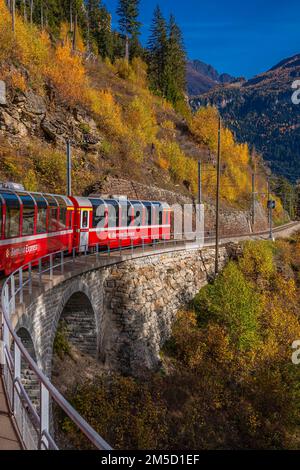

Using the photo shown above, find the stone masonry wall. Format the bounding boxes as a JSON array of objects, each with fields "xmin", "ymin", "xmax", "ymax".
[
  {"xmin": 13, "ymin": 246, "xmax": 228, "ymax": 378},
  {"xmin": 101, "ymin": 247, "xmax": 228, "ymax": 376}
]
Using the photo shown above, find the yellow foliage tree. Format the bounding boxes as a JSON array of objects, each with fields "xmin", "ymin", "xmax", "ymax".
[{"xmin": 46, "ymin": 43, "xmax": 88, "ymax": 105}]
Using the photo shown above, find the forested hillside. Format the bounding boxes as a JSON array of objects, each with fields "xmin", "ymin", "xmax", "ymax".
[{"xmin": 0, "ymin": 0, "xmax": 285, "ymax": 220}]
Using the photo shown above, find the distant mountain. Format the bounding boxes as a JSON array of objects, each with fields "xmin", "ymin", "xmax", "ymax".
[
  {"xmin": 190, "ymin": 54, "xmax": 300, "ymax": 182},
  {"xmin": 186, "ymin": 59, "xmax": 238, "ymax": 96}
]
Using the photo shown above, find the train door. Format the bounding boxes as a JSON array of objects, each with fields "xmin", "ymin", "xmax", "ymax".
[{"xmin": 79, "ymin": 209, "xmax": 90, "ymax": 251}]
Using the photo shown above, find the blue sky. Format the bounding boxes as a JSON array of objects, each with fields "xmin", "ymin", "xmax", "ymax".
[{"xmin": 106, "ymin": 0, "xmax": 300, "ymax": 78}]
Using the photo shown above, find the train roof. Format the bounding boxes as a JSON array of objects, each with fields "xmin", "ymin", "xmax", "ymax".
[
  {"xmin": 0, "ymin": 189, "xmax": 74, "ymax": 207},
  {"xmin": 87, "ymin": 196, "xmax": 169, "ymax": 208}
]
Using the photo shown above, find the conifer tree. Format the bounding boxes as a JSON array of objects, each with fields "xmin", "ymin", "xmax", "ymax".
[
  {"xmin": 147, "ymin": 5, "xmax": 168, "ymax": 95},
  {"xmin": 116, "ymin": 0, "xmax": 141, "ymax": 61},
  {"xmin": 147, "ymin": 8, "xmax": 186, "ymax": 106},
  {"xmin": 86, "ymin": 1, "xmax": 113, "ymax": 58},
  {"xmin": 98, "ymin": 4, "xmax": 113, "ymax": 58},
  {"xmin": 164, "ymin": 14, "xmax": 186, "ymax": 104}
]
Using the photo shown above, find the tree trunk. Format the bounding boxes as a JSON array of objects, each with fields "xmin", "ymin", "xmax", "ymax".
[
  {"xmin": 30, "ymin": 0, "xmax": 33, "ymax": 24},
  {"xmin": 72, "ymin": 13, "xmax": 77, "ymax": 51},
  {"xmin": 125, "ymin": 35, "xmax": 129, "ymax": 62},
  {"xmin": 11, "ymin": 0, "xmax": 15, "ymax": 33},
  {"xmin": 23, "ymin": 0, "xmax": 27, "ymax": 21},
  {"xmin": 70, "ymin": 1, "xmax": 73, "ymax": 32},
  {"xmin": 41, "ymin": 0, "xmax": 44, "ymax": 28}
]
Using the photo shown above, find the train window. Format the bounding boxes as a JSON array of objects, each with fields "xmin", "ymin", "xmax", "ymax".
[
  {"xmin": 2, "ymin": 192, "xmax": 20, "ymax": 239},
  {"xmin": 89, "ymin": 199, "xmax": 106, "ymax": 228},
  {"xmin": 106, "ymin": 201, "xmax": 119, "ymax": 228},
  {"xmin": 43, "ymin": 195, "xmax": 58, "ymax": 232},
  {"xmin": 37, "ymin": 208, "xmax": 47, "ymax": 233},
  {"xmin": 127, "ymin": 203, "xmax": 132, "ymax": 226},
  {"xmin": 143, "ymin": 203, "xmax": 152, "ymax": 225},
  {"xmin": 32, "ymin": 194, "xmax": 48, "ymax": 234},
  {"xmin": 159, "ymin": 211, "xmax": 163, "ymax": 226},
  {"xmin": 152, "ymin": 203, "xmax": 163, "ymax": 225},
  {"xmin": 59, "ymin": 208, "xmax": 67, "ymax": 229},
  {"xmin": 18, "ymin": 193, "xmax": 35, "ymax": 236},
  {"xmin": 56, "ymin": 196, "xmax": 68, "ymax": 230},
  {"xmin": 49, "ymin": 208, "xmax": 58, "ymax": 232},
  {"xmin": 81, "ymin": 211, "xmax": 89, "ymax": 228},
  {"xmin": 131, "ymin": 203, "xmax": 143, "ymax": 227}
]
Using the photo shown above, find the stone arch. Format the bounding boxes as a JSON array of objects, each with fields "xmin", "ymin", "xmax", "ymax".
[
  {"xmin": 16, "ymin": 327, "xmax": 37, "ymax": 363},
  {"xmin": 48, "ymin": 280, "xmax": 100, "ymax": 376},
  {"xmin": 58, "ymin": 292, "xmax": 97, "ymax": 356}
]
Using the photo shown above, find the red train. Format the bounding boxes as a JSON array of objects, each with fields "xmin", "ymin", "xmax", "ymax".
[{"xmin": 0, "ymin": 185, "xmax": 171, "ymax": 275}]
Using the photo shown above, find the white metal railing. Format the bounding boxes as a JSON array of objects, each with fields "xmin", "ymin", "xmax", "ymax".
[{"xmin": 0, "ymin": 235, "xmax": 204, "ymax": 450}]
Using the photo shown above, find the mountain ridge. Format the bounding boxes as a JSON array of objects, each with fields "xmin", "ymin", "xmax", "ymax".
[
  {"xmin": 186, "ymin": 59, "xmax": 237, "ymax": 96},
  {"xmin": 190, "ymin": 53, "xmax": 300, "ymax": 181}
]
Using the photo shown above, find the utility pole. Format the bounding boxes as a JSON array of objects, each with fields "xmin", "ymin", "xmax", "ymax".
[
  {"xmin": 269, "ymin": 202, "xmax": 274, "ymax": 241},
  {"xmin": 215, "ymin": 116, "xmax": 221, "ymax": 275},
  {"xmin": 66, "ymin": 140, "xmax": 72, "ymax": 197},
  {"xmin": 251, "ymin": 172, "xmax": 256, "ymax": 229},
  {"xmin": 198, "ymin": 160, "xmax": 202, "ymax": 207},
  {"xmin": 267, "ymin": 177, "xmax": 270, "ymax": 224}
]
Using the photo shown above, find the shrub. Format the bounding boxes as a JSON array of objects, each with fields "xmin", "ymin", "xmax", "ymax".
[
  {"xmin": 125, "ymin": 95, "xmax": 158, "ymax": 147},
  {"xmin": 194, "ymin": 262, "xmax": 261, "ymax": 351},
  {"xmin": 53, "ymin": 321, "xmax": 72, "ymax": 360},
  {"xmin": 88, "ymin": 88, "xmax": 125, "ymax": 137},
  {"xmin": 239, "ymin": 241, "xmax": 276, "ymax": 282},
  {"xmin": 46, "ymin": 43, "xmax": 88, "ymax": 105},
  {"xmin": 63, "ymin": 375, "xmax": 168, "ymax": 450}
]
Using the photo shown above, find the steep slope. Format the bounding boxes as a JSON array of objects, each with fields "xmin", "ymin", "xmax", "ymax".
[
  {"xmin": 0, "ymin": 0, "xmax": 286, "ymax": 227},
  {"xmin": 190, "ymin": 54, "xmax": 300, "ymax": 181}
]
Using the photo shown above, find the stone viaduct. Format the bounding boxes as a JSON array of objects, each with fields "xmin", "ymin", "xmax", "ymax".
[{"xmin": 12, "ymin": 245, "xmax": 228, "ymax": 380}]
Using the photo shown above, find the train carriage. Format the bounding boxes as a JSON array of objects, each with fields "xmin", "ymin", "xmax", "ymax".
[
  {"xmin": 70, "ymin": 196, "xmax": 171, "ymax": 252},
  {"xmin": 0, "ymin": 183, "xmax": 172, "ymax": 275},
  {"xmin": 0, "ymin": 189, "xmax": 74, "ymax": 275}
]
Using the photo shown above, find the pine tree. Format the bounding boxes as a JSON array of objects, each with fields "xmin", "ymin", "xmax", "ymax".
[
  {"xmin": 98, "ymin": 4, "xmax": 113, "ymax": 58},
  {"xmin": 86, "ymin": 1, "xmax": 113, "ymax": 58},
  {"xmin": 147, "ymin": 8, "xmax": 186, "ymax": 106},
  {"xmin": 116, "ymin": 0, "xmax": 141, "ymax": 61},
  {"xmin": 147, "ymin": 5, "xmax": 168, "ymax": 95},
  {"xmin": 164, "ymin": 15, "xmax": 186, "ymax": 104}
]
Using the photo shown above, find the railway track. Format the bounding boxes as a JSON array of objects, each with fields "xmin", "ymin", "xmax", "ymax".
[{"xmin": 204, "ymin": 220, "xmax": 300, "ymax": 247}]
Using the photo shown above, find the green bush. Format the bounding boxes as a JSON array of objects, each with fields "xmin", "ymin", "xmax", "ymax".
[
  {"xmin": 53, "ymin": 321, "xmax": 72, "ymax": 360},
  {"xmin": 193, "ymin": 262, "xmax": 261, "ymax": 351},
  {"xmin": 239, "ymin": 241, "xmax": 275, "ymax": 282}
]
